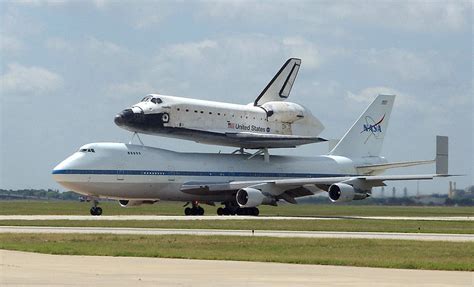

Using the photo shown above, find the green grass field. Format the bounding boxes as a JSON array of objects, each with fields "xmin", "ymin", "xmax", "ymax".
[
  {"xmin": 1, "ymin": 218, "xmax": 472, "ymax": 234},
  {"xmin": 0, "ymin": 233, "xmax": 472, "ymax": 271},
  {"xmin": 1, "ymin": 201, "xmax": 472, "ymax": 217}
]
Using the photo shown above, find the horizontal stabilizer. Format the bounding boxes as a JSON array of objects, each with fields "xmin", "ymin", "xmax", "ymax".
[
  {"xmin": 356, "ymin": 160, "xmax": 434, "ymax": 175},
  {"xmin": 254, "ymin": 58, "xmax": 301, "ymax": 106}
]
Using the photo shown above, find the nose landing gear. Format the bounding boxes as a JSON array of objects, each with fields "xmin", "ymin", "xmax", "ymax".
[{"xmin": 184, "ymin": 201, "xmax": 204, "ymax": 216}]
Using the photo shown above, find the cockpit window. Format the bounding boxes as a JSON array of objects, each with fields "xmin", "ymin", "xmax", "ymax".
[
  {"xmin": 151, "ymin": 98, "xmax": 162, "ymax": 104},
  {"xmin": 79, "ymin": 148, "xmax": 95, "ymax": 153}
]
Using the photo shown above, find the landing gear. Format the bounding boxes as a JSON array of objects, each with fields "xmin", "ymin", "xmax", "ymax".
[
  {"xmin": 184, "ymin": 201, "xmax": 204, "ymax": 216},
  {"xmin": 217, "ymin": 202, "xmax": 259, "ymax": 216},
  {"xmin": 90, "ymin": 206, "xmax": 102, "ymax": 216},
  {"xmin": 89, "ymin": 199, "xmax": 102, "ymax": 216}
]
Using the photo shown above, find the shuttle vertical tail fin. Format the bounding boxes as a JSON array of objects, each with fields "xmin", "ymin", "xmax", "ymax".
[
  {"xmin": 329, "ymin": 94, "xmax": 395, "ymax": 158},
  {"xmin": 254, "ymin": 58, "xmax": 301, "ymax": 106}
]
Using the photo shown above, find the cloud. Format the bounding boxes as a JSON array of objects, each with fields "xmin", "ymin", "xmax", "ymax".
[
  {"xmin": 346, "ymin": 86, "xmax": 412, "ymax": 107},
  {"xmin": 358, "ymin": 48, "xmax": 453, "ymax": 83},
  {"xmin": 282, "ymin": 37, "xmax": 321, "ymax": 70},
  {"xmin": 164, "ymin": 40, "xmax": 218, "ymax": 62},
  {"xmin": 0, "ymin": 34, "xmax": 24, "ymax": 54},
  {"xmin": 199, "ymin": 1, "xmax": 471, "ymax": 32},
  {"xmin": 1, "ymin": 63, "xmax": 63, "ymax": 95},
  {"xmin": 104, "ymin": 81, "xmax": 156, "ymax": 99},
  {"xmin": 44, "ymin": 37, "xmax": 75, "ymax": 53}
]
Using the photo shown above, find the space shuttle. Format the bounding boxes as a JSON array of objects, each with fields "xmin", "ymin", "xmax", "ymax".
[{"xmin": 114, "ymin": 58, "xmax": 326, "ymax": 149}]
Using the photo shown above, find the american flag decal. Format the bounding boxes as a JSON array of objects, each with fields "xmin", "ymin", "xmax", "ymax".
[{"xmin": 227, "ymin": 122, "xmax": 235, "ymax": 129}]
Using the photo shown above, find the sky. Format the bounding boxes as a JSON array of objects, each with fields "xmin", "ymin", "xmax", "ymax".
[{"xmin": 0, "ymin": 0, "xmax": 472, "ymax": 195}]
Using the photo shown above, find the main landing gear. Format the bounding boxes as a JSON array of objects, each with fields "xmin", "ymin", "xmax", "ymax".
[
  {"xmin": 184, "ymin": 201, "xmax": 204, "ymax": 216},
  {"xmin": 90, "ymin": 199, "xmax": 102, "ymax": 216},
  {"xmin": 216, "ymin": 202, "xmax": 259, "ymax": 216}
]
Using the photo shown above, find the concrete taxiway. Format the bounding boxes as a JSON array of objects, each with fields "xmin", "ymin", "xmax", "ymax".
[
  {"xmin": 1, "ymin": 250, "xmax": 471, "ymax": 287},
  {"xmin": 0, "ymin": 215, "xmax": 471, "ymax": 221},
  {"xmin": 0, "ymin": 226, "xmax": 472, "ymax": 242}
]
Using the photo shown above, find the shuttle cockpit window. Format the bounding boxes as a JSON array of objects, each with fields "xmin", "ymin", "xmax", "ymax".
[
  {"xmin": 79, "ymin": 148, "xmax": 95, "ymax": 153},
  {"xmin": 151, "ymin": 97, "xmax": 162, "ymax": 104}
]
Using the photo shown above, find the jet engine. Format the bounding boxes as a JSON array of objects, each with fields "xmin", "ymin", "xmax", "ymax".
[
  {"xmin": 328, "ymin": 183, "xmax": 369, "ymax": 203},
  {"xmin": 236, "ymin": 187, "xmax": 274, "ymax": 208},
  {"xmin": 118, "ymin": 200, "xmax": 158, "ymax": 207}
]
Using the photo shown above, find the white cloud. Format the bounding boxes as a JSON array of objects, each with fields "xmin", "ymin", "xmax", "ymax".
[
  {"xmin": 282, "ymin": 37, "xmax": 321, "ymax": 70},
  {"xmin": 199, "ymin": 1, "xmax": 471, "ymax": 32},
  {"xmin": 44, "ymin": 37, "xmax": 74, "ymax": 53},
  {"xmin": 0, "ymin": 63, "xmax": 63, "ymax": 95},
  {"xmin": 346, "ymin": 86, "xmax": 412, "ymax": 107},
  {"xmin": 359, "ymin": 48, "xmax": 453, "ymax": 82},
  {"xmin": 104, "ymin": 81, "xmax": 156, "ymax": 99},
  {"xmin": 0, "ymin": 34, "xmax": 24, "ymax": 54},
  {"xmin": 164, "ymin": 40, "xmax": 218, "ymax": 62}
]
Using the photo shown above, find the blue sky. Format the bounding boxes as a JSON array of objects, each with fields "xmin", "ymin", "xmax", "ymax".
[{"xmin": 0, "ymin": 0, "xmax": 472, "ymax": 195}]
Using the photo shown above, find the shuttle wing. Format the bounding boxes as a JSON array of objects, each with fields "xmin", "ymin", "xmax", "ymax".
[
  {"xmin": 225, "ymin": 132, "xmax": 326, "ymax": 149},
  {"xmin": 254, "ymin": 58, "xmax": 301, "ymax": 106}
]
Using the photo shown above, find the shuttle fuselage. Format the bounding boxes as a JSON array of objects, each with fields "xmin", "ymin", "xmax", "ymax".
[{"xmin": 114, "ymin": 95, "xmax": 325, "ymax": 148}]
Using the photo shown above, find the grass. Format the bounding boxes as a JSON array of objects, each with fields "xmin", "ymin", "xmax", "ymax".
[
  {"xmin": 0, "ymin": 200, "xmax": 473, "ymax": 217},
  {"xmin": 0, "ymin": 233, "xmax": 472, "ymax": 271},
  {"xmin": 1, "ymin": 219, "xmax": 473, "ymax": 234}
]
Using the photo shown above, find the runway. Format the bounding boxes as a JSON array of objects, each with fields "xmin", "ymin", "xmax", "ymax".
[
  {"xmin": 1, "ymin": 226, "xmax": 472, "ymax": 241},
  {"xmin": 1, "ymin": 250, "xmax": 471, "ymax": 287},
  {"xmin": 0, "ymin": 215, "xmax": 471, "ymax": 221}
]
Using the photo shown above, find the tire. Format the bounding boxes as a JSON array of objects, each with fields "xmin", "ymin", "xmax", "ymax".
[
  {"xmin": 96, "ymin": 207, "xmax": 103, "ymax": 216},
  {"xmin": 253, "ymin": 208, "xmax": 259, "ymax": 216},
  {"xmin": 184, "ymin": 207, "xmax": 192, "ymax": 216},
  {"xmin": 217, "ymin": 207, "xmax": 224, "ymax": 216},
  {"xmin": 90, "ymin": 207, "xmax": 97, "ymax": 216},
  {"xmin": 198, "ymin": 207, "xmax": 204, "ymax": 215}
]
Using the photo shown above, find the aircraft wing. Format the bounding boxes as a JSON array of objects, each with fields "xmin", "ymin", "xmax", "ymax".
[
  {"xmin": 225, "ymin": 132, "xmax": 327, "ymax": 149},
  {"xmin": 180, "ymin": 174, "xmax": 451, "ymax": 203}
]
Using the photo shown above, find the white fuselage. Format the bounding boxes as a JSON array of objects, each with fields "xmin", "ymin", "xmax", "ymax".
[
  {"xmin": 114, "ymin": 95, "xmax": 325, "ymax": 148},
  {"xmin": 52, "ymin": 143, "xmax": 386, "ymax": 202}
]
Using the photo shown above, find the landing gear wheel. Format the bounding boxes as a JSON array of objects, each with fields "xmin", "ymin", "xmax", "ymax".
[
  {"xmin": 90, "ymin": 206, "xmax": 102, "ymax": 216},
  {"xmin": 217, "ymin": 207, "xmax": 224, "ymax": 216},
  {"xmin": 197, "ymin": 206, "xmax": 204, "ymax": 215},
  {"xmin": 252, "ymin": 207, "xmax": 259, "ymax": 216},
  {"xmin": 184, "ymin": 207, "xmax": 192, "ymax": 216}
]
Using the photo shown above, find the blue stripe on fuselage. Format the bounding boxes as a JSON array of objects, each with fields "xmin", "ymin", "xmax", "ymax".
[{"xmin": 52, "ymin": 169, "xmax": 346, "ymax": 178}]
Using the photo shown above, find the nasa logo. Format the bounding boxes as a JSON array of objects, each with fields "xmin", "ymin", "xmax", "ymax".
[
  {"xmin": 362, "ymin": 114, "xmax": 385, "ymax": 134},
  {"xmin": 266, "ymin": 127, "xmax": 271, "ymax": 133},
  {"xmin": 361, "ymin": 114, "xmax": 385, "ymax": 144}
]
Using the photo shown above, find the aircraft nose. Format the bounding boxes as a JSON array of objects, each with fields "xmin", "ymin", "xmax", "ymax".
[{"xmin": 114, "ymin": 109, "xmax": 134, "ymax": 126}]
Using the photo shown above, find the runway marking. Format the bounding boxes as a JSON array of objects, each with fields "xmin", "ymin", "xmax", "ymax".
[
  {"xmin": 0, "ymin": 226, "xmax": 472, "ymax": 242},
  {"xmin": 2, "ymin": 250, "xmax": 471, "ymax": 287},
  {"xmin": 0, "ymin": 215, "xmax": 471, "ymax": 221}
]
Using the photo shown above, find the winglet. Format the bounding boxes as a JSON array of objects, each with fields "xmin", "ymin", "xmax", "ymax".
[
  {"xmin": 254, "ymin": 58, "xmax": 301, "ymax": 106},
  {"xmin": 435, "ymin": 136, "xmax": 448, "ymax": 174}
]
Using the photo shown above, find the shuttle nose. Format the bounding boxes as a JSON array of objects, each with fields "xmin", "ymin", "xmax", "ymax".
[{"xmin": 114, "ymin": 109, "xmax": 134, "ymax": 126}]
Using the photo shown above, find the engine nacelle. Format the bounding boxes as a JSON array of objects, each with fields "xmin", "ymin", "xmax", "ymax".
[
  {"xmin": 118, "ymin": 200, "xmax": 158, "ymax": 207},
  {"xmin": 236, "ymin": 187, "xmax": 273, "ymax": 208},
  {"xmin": 328, "ymin": 183, "xmax": 369, "ymax": 203}
]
